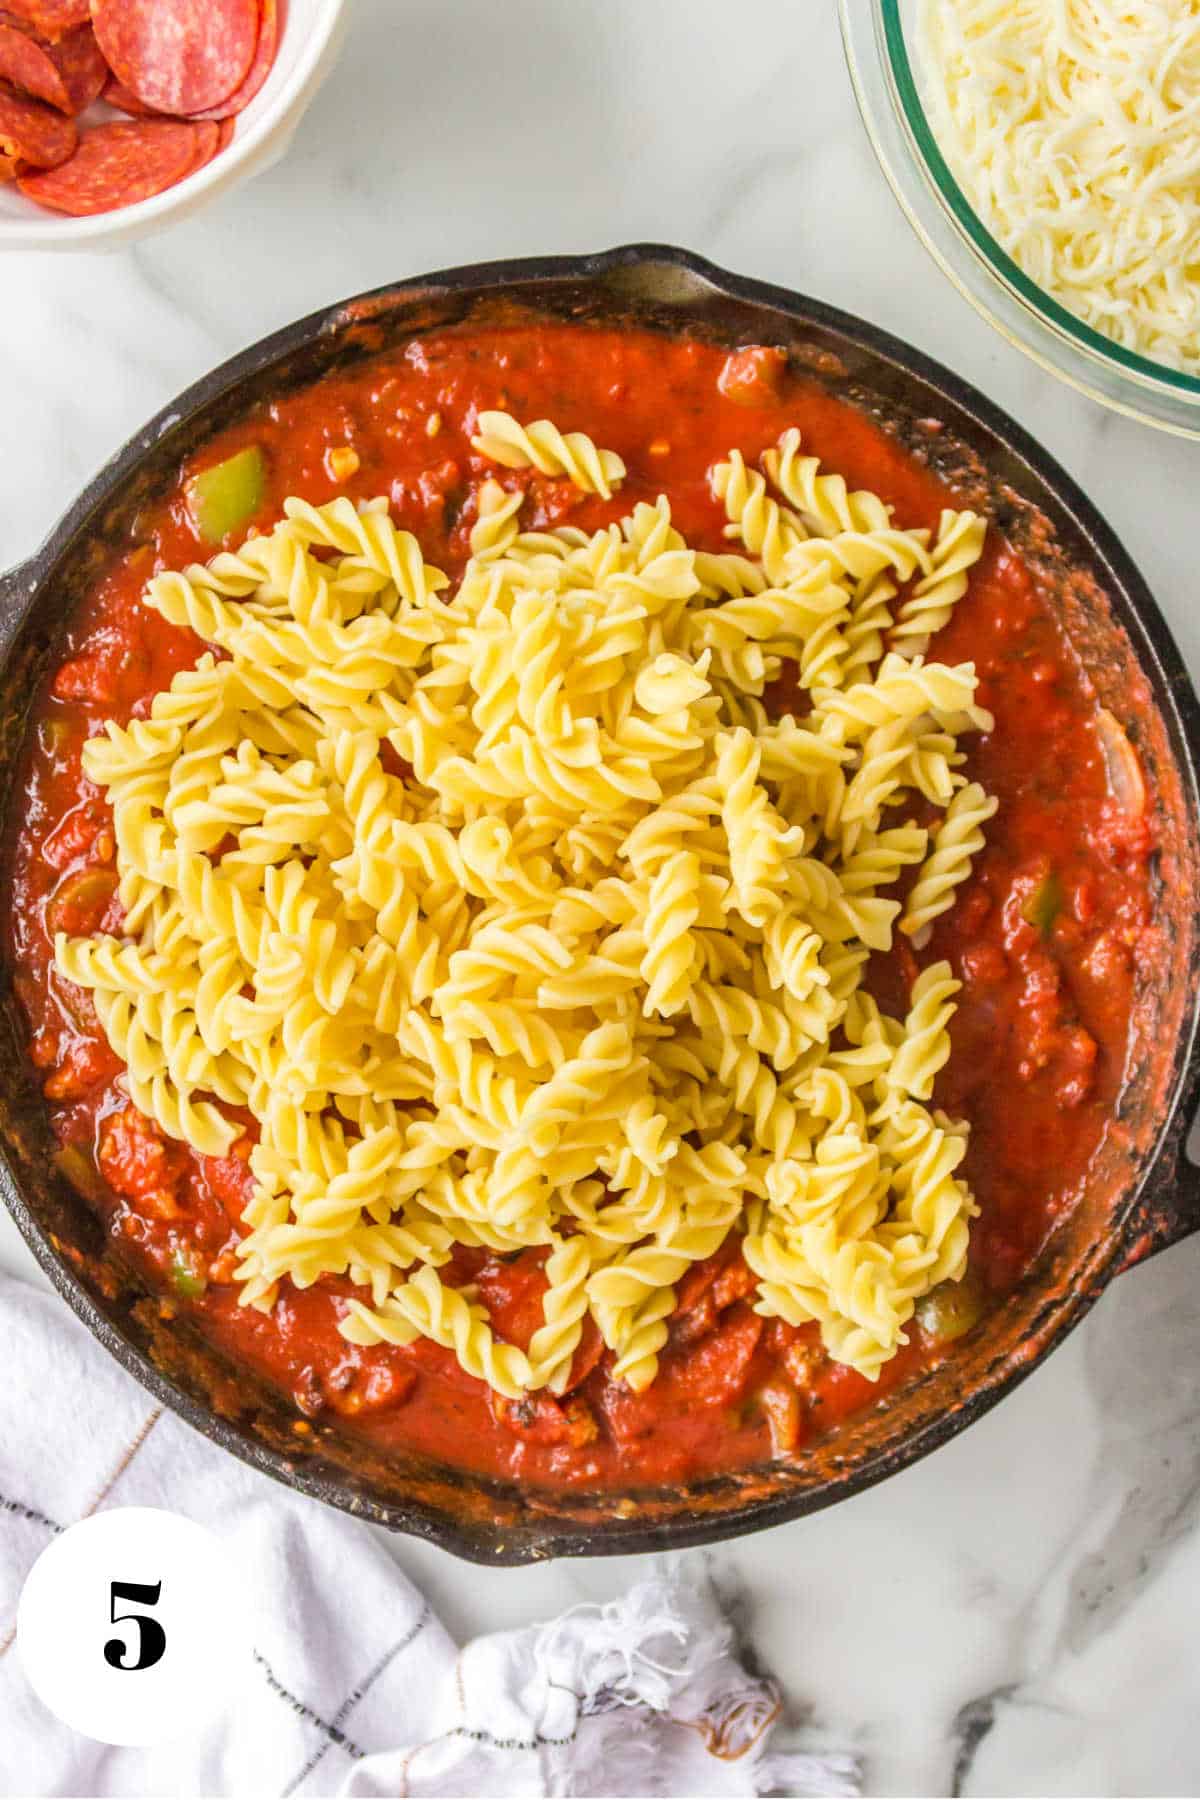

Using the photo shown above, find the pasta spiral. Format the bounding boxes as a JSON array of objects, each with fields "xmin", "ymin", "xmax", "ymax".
[
  {"xmin": 471, "ymin": 410, "xmax": 626, "ymax": 500},
  {"xmin": 763, "ymin": 429, "xmax": 893, "ymax": 538},
  {"xmin": 901, "ymin": 781, "xmax": 998, "ymax": 943},
  {"xmin": 58, "ymin": 426, "xmax": 995, "ymax": 1393},
  {"xmin": 892, "ymin": 510, "xmax": 987, "ymax": 657}
]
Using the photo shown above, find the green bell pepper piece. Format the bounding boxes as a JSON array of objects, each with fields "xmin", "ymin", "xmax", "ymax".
[
  {"xmin": 187, "ymin": 445, "xmax": 266, "ymax": 545},
  {"xmin": 1021, "ymin": 869, "xmax": 1062, "ymax": 937},
  {"xmin": 169, "ymin": 1250, "xmax": 207, "ymax": 1300}
]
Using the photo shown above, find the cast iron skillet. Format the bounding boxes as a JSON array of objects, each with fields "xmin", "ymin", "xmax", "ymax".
[{"xmin": 1, "ymin": 246, "xmax": 1199, "ymax": 1564}]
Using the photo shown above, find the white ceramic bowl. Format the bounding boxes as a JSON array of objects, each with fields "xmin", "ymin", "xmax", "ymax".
[{"xmin": 0, "ymin": 0, "xmax": 348, "ymax": 250}]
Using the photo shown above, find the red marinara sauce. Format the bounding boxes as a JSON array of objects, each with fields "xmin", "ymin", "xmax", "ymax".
[{"xmin": 5, "ymin": 325, "xmax": 1156, "ymax": 1491}]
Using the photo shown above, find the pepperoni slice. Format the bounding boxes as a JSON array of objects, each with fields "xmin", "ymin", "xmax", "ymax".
[
  {"xmin": 89, "ymin": 0, "xmax": 259, "ymax": 117},
  {"xmin": 44, "ymin": 20, "xmax": 106, "ymax": 110},
  {"xmin": 189, "ymin": 0, "xmax": 276, "ymax": 121},
  {"xmin": 101, "ymin": 74, "xmax": 158, "ymax": 117},
  {"xmin": 0, "ymin": 16, "xmax": 106, "ymax": 113},
  {"xmin": 0, "ymin": 146, "xmax": 16, "ymax": 178},
  {"xmin": 2, "ymin": 0, "xmax": 87, "ymax": 40},
  {"xmin": 97, "ymin": 109, "xmax": 229, "ymax": 177},
  {"xmin": 16, "ymin": 116, "xmax": 199, "ymax": 213},
  {"xmin": 105, "ymin": 87, "xmax": 246, "ymax": 148},
  {"xmin": 183, "ymin": 114, "xmax": 219, "ymax": 176},
  {"xmin": 0, "ymin": 19, "xmax": 66, "ymax": 109},
  {"xmin": 0, "ymin": 80, "xmax": 76, "ymax": 164}
]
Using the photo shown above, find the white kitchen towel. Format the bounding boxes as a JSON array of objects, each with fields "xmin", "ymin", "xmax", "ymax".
[{"xmin": 0, "ymin": 1273, "xmax": 860, "ymax": 1798}]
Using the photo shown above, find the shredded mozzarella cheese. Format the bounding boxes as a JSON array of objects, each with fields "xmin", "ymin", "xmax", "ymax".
[{"xmin": 919, "ymin": 0, "xmax": 1200, "ymax": 374}]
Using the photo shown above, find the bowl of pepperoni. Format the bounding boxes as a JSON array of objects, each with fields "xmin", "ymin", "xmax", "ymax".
[{"xmin": 0, "ymin": 0, "xmax": 347, "ymax": 246}]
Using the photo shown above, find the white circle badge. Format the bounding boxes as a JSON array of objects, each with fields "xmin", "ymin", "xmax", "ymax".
[{"xmin": 17, "ymin": 1506, "xmax": 254, "ymax": 1746}]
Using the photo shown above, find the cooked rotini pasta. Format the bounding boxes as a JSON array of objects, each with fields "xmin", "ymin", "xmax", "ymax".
[
  {"xmin": 56, "ymin": 421, "xmax": 995, "ymax": 1393},
  {"xmin": 470, "ymin": 411, "xmax": 627, "ymax": 500},
  {"xmin": 901, "ymin": 781, "xmax": 998, "ymax": 944},
  {"xmin": 891, "ymin": 509, "xmax": 986, "ymax": 657}
]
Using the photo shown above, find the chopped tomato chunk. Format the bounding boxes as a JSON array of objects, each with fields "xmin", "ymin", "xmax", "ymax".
[
  {"xmin": 321, "ymin": 1358, "xmax": 417, "ymax": 1417},
  {"xmin": 960, "ymin": 942, "xmax": 1007, "ymax": 986},
  {"xmin": 492, "ymin": 1390, "xmax": 598, "ymax": 1447},
  {"xmin": 199, "ymin": 1145, "xmax": 255, "ymax": 1225},
  {"xmin": 712, "ymin": 1259, "xmax": 757, "ymax": 1312},
  {"xmin": 475, "ymin": 1249, "xmax": 550, "ymax": 1353},
  {"xmin": 98, "ymin": 1104, "xmax": 186, "ymax": 1203},
  {"xmin": 671, "ymin": 1305, "xmax": 763, "ymax": 1407},
  {"xmin": 43, "ymin": 1035, "xmax": 120, "ymax": 1101},
  {"xmin": 43, "ymin": 804, "xmax": 107, "ymax": 873},
  {"xmin": 1052, "ymin": 1025, "xmax": 1098, "ymax": 1108},
  {"xmin": 51, "ymin": 629, "xmax": 147, "ymax": 707},
  {"xmin": 717, "ymin": 344, "xmax": 787, "ymax": 406}
]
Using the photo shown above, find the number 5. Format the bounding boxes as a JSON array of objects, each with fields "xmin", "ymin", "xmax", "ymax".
[{"xmin": 104, "ymin": 1581, "xmax": 166, "ymax": 1671}]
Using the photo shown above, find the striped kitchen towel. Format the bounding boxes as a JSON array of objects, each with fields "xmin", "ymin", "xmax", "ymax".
[{"xmin": 0, "ymin": 1273, "xmax": 859, "ymax": 1798}]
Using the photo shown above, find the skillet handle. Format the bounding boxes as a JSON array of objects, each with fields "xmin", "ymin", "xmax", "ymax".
[
  {"xmin": 1119, "ymin": 1101, "xmax": 1200, "ymax": 1272},
  {"xmin": 0, "ymin": 558, "xmax": 37, "ymax": 657}
]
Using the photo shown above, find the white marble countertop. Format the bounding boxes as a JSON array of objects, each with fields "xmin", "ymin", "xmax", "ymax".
[{"xmin": 3, "ymin": 2, "xmax": 1200, "ymax": 1793}]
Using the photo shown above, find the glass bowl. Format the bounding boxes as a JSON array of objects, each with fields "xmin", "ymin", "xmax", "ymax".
[{"xmin": 838, "ymin": 0, "xmax": 1200, "ymax": 438}]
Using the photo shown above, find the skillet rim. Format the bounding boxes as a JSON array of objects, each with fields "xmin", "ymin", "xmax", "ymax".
[{"xmin": 2, "ymin": 241, "xmax": 1198, "ymax": 1564}]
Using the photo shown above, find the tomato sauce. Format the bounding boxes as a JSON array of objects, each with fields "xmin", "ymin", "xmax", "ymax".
[{"xmin": 4, "ymin": 325, "xmax": 1156, "ymax": 1490}]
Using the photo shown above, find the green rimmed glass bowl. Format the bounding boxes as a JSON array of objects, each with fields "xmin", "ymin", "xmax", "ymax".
[{"xmin": 838, "ymin": 0, "xmax": 1200, "ymax": 438}]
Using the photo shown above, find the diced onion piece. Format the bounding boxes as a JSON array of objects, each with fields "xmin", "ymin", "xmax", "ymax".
[
  {"xmin": 916, "ymin": 1272, "xmax": 985, "ymax": 1344},
  {"xmin": 717, "ymin": 346, "xmax": 786, "ymax": 407},
  {"xmin": 1096, "ymin": 709, "xmax": 1145, "ymax": 819},
  {"xmin": 757, "ymin": 1379, "xmax": 801, "ymax": 1455}
]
